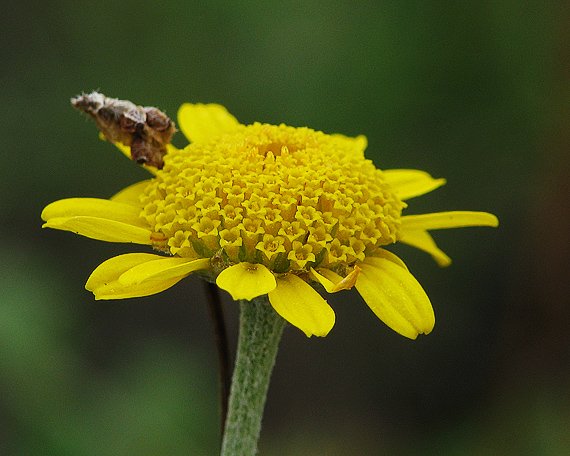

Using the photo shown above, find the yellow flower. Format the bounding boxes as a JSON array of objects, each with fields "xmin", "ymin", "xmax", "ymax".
[{"xmin": 42, "ymin": 103, "xmax": 498, "ymax": 339}]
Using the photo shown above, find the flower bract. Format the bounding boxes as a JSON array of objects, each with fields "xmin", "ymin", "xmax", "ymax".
[{"xmin": 42, "ymin": 102, "xmax": 498, "ymax": 339}]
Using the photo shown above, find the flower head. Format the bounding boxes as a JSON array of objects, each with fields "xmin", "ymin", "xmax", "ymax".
[{"xmin": 42, "ymin": 102, "xmax": 498, "ymax": 339}]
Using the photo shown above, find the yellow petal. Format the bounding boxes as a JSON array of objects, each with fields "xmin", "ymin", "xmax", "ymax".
[
  {"xmin": 177, "ymin": 103, "xmax": 240, "ymax": 143},
  {"xmin": 370, "ymin": 248, "xmax": 409, "ymax": 270},
  {"xmin": 401, "ymin": 211, "xmax": 499, "ymax": 231},
  {"xmin": 383, "ymin": 169, "xmax": 446, "ymax": 200},
  {"xmin": 110, "ymin": 180, "xmax": 152, "ymax": 207},
  {"xmin": 85, "ymin": 253, "xmax": 184, "ymax": 300},
  {"xmin": 43, "ymin": 216, "xmax": 152, "ymax": 244},
  {"xmin": 41, "ymin": 198, "xmax": 152, "ymax": 244},
  {"xmin": 356, "ymin": 255, "xmax": 434, "ymax": 339},
  {"xmin": 268, "ymin": 274, "xmax": 335, "ymax": 337},
  {"xmin": 42, "ymin": 198, "xmax": 142, "ymax": 221},
  {"xmin": 216, "ymin": 262, "xmax": 277, "ymax": 301},
  {"xmin": 331, "ymin": 134, "xmax": 368, "ymax": 153},
  {"xmin": 398, "ymin": 229, "xmax": 452, "ymax": 267},
  {"xmin": 309, "ymin": 268, "xmax": 338, "ymax": 293},
  {"xmin": 119, "ymin": 257, "xmax": 210, "ymax": 286},
  {"xmin": 310, "ymin": 267, "xmax": 360, "ymax": 293}
]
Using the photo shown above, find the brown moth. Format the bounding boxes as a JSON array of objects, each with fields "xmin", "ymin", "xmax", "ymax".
[{"xmin": 71, "ymin": 91, "xmax": 176, "ymax": 169}]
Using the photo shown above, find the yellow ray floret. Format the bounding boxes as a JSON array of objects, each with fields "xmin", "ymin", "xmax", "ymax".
[
  {"xmin": 310, "ymin": 267, "xmax": 361, "ymax": 293},
  {"xmin": 118, "ymin": 256, "xmax": 211, "ymax": 286},
  {"xmin": 268, "ymin": 274, "xmax": 335, "ymax": 337},
  {"xmin": 41, "ymin": 198, "xmax": 152, "ymax": 244},
  {"xmin": 397, "ymin": 229, "xmax": 452, "ymax": 267},
  {"xmin": 216, "ymin": 262, "xmax": 277, "ymax": 301},
  {"xmin": 178, "ymin": 103, "xmax": 240, "ymax": 143},
  {"xmin": 86, "ymin": 253, "xmax": 195, "ymax": 299},
  {"xmin": 401, "ymin": 211, "xmax": 499, "ymax": 231},
  {"xmin": 356, "ymin": 252, "xmax": 434, "ymax": 339},
  {"xmin": 383, "ymin": 169, "xmax": 447, "ymax": 200},
  {"xmin": 110, "ymin": 180, "xmax": 152, "ymax": 207}
]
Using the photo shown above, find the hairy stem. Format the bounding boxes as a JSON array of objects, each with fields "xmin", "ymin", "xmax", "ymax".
[{"xmin": 220, "ymin": 296, "xmax": 286, "ymax": 456}]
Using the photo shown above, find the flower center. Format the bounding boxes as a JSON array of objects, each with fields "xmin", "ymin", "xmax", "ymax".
[{"xmin": 140, "ymin": 123, "xmax": 403, "ymax": 275}]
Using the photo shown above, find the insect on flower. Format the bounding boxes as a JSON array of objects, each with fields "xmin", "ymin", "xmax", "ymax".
[{"xmin": 71, "ymin": 91, "xmax": 176, "ymax": 169}]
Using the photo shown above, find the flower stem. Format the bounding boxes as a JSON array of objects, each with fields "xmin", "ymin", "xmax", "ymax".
[{"xmin": 220, "ymin": 296, "xmax": 286, "ymax": 456}]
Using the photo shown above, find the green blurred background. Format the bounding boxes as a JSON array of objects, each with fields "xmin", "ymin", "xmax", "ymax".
[{"xmin": 2, "ymin": 1, "xmax": 569, "ymax": 455}]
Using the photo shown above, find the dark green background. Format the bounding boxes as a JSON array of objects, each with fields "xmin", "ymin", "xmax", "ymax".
[{"xmin": 2, "ymin": 1, "xmax": 568, "ymax": 455}]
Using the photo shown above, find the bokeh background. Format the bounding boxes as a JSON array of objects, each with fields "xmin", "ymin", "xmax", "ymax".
[{"xmin": 2, "ymin": 1, "xmax": 569, "ymax": 455}]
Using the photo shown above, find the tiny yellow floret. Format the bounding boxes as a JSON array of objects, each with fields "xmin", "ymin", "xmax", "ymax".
[{"xmin": 140, "ymin": 122, "xmax": 404, "ymax": 277}]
